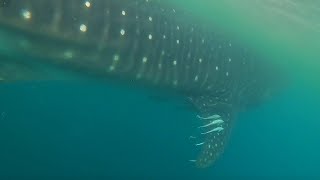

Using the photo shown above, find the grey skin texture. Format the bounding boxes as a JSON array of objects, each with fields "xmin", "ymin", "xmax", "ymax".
[{"xmin": 0, "ymin": 0, "xmax": 281, "ymax": 168}]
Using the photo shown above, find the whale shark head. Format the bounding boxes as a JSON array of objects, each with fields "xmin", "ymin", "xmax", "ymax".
[{"xmin": 0, "ymin": 0, "xmax": 284, "ymax": 168}]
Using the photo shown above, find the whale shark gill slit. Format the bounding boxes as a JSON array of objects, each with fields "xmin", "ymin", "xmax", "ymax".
[{"xmin": 0, "ymin": 0, "xmax": 281, "ymax": 168}]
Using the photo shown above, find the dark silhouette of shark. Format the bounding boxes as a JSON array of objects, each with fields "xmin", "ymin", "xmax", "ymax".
[{"xmin": 0, "ymin": 0, "xmax": 283, "ymax": 168}]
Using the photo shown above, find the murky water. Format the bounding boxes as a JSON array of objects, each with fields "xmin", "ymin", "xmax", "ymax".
[
  {"xmin": 0, "ymin": 0, "xmax": 319, "ymax": 179},
  {"xmin": 174, "ymin": 0, "xmax": 320, "ymax": 89}
]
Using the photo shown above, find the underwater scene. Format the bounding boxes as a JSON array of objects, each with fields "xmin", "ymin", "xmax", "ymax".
[{"xmin": 0, "ymin": 0, "xmax": 319, "ymax": 179}]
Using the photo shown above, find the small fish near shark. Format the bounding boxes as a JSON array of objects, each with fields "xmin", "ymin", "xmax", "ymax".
[{"xmin": 0, "ymin": 0, "xmax": 284, "ymax": 168}]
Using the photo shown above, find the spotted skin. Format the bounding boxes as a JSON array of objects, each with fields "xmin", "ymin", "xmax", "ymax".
[{"xmin": 0, "ymin": 0, "xmax": 278, "ymax": 168}]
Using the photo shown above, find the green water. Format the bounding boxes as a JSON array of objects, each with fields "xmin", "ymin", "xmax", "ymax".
[
  {"xmin": 173, "ymin": 0, "xmax": 320, "ymax": 90},
  {"xmin": 1, "ymin": 1, "xmax": 320, "ymax": 178}
]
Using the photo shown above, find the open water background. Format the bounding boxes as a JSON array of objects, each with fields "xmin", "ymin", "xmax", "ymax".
[{"xmin": 0, "ymin": 0, "xmax": 320, "ymax": 179}]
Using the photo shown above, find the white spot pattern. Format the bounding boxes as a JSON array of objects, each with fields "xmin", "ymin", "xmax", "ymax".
[{"xmin": 14, "ymin": 1, "xmax": 241, "ymax": 97}]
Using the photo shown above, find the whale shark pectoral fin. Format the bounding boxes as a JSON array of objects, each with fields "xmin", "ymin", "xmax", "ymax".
[
  {"xmin": 188, "ymin": 94, "xmax": 236, "ymax": 168},
  {"xmin": 195, "ymin": 110, "xmax": 233, "ymax": 168}
]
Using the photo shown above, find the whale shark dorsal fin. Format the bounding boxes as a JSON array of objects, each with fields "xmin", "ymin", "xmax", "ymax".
[{"xmin": 188, "ymin": 92, "xmax": 236, "ymax": 168}]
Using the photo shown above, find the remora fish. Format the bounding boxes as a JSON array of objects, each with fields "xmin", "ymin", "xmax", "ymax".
[{"xmin": 0, "ymin": 0, "xmax": 281, "ymax": 168}]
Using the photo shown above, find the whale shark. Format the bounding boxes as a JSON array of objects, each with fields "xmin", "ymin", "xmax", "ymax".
[{"xmin": 0, "ymin": 0, "xmax": 283, "ymax": 168}]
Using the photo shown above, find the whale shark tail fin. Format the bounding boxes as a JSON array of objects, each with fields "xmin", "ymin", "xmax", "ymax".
[{"xmin": 188, "ymin": 92, "xmax": 237, "ymax": 168}]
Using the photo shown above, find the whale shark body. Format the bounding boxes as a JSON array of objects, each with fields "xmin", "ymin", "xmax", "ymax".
[{"xmin": 0, "ymin": 0, "xmax": 281, "ymax": 168}]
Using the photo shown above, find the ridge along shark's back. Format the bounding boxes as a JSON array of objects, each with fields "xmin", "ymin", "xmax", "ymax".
[{"xmin": 0, "ymin": 0, "xmax": 282, "ymax": 168}]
